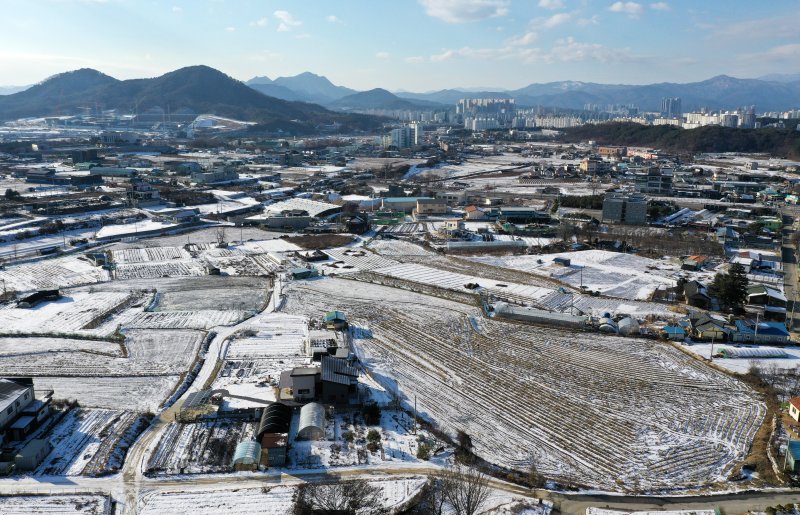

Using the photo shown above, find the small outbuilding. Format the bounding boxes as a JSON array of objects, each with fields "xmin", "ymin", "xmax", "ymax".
[
  {"xmin": 786, "ymin": 440, "xmax": 800, "ymax": 472},
  {"xmin": 324, "ymin": 311, "xmax": 348, "ymax": 331},
  {"xmin": 15, "ymin": 439, "xmax": 51, "ymax": 472},
  {"xmin": 297, "ymin": 402, "xmax": 326, "ymax": 440}
]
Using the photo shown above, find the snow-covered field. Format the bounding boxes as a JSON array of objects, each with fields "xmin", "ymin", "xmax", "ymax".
[
  {"xmin": 471, "ymin": 250, "xmax": 677, "ymax": 301},
  {"xmin": 0, "ymin": 495, "xmax": 110, "ymax": 514},
  {"xmin": 0, "ymin": 256, "xmax": 108, "ymax": 292},
  {"xmin": 0, "ymin": 291, "xmax": 134, "ymax": 336},
  {"xmin": 282, "ymin": 277, "xmax": 765, "ymax": 492},
  {"xmin": 225, "ymin": 313, "xmax": 308, "ymax": 359},
  {"xmin": 39, "ymin": 376, "xmax": 180, "ymax": 411},
  {"xmin": 35, "ymin": 408, "xmax": 147, "ymax": 477},
  {"xmin": 137, "ymin": 478, "xmax": 427, "ymax": 514}
]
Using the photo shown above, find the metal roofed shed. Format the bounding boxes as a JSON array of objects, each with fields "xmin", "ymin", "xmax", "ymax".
[
  {"xmin": 232, "ymin": 440, "xmax": 261, "ymax": 471},
  {"xmin": 323, "ymin": 311, "xmax": 348, "ymax": 330},
  {"xmin": 296, "ymin": 402, "xmax": 326, "ymax": 440}
]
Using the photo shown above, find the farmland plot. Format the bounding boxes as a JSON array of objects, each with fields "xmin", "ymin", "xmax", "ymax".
[
  {"xmin": 119, "ymin": 309, "xmax": 249, "ymax": 330},
  {"xmin": 152, "ymin": 279, "xmax": 268, "ymax": 312},
  {"xmin": 38, "ymin": 376, "xmax": 179, "ymax": 411},
  {"xmin": 0, "ymin": 329, "xmax": 200, "ymax": 377},
  {"xmin": 0, "ymin": 291, "xmax": 136, "ymax": 336},
  {"xmin": 110, "ymin": 246, "xmax": 191, "ymax": 264},
  {"xmin": 0, "ymin": 336, "xmax": 121, "ymax": 357},
  {"xmin": 0, "ymin": 495, "xmax": 110, "ymax": 515},
  {"xmin": 225, "ymin": 313, "xmax": 308, "ymax": 359},
  {"xmin": 283, "ymin": 278, "xmax": 765, "ymax": 492},
  {"xmin": 137, "ymin": 478, "xmax": 426, "ymax": 514},
  {"xmin": 113, "ymin": 260, "xmax": 206, "ymax": 280},
  {"xmin": 471, "ymin": 251, "xmax": 677, "ymax": 301},
  {"xmin": 202, "ymin": 253, "xmax": 266, "ymax": 276},
  {"xmin": 123, "ymin": 329, "xmax": 203, "ymax": 373},
  {"xmin": 35, "ymin": 408, "xmax": 144, "ymax": 476},
  {"xmin": 323, "ymin": 247, "xmax": 400, "ymax": 272},
  {"xmin": 0, "ymin": 256, "xmax": 108, "ymax": 292},
  {"xmin": 146, "ymin": 419, "xmax": 257, "ymax": 475}
]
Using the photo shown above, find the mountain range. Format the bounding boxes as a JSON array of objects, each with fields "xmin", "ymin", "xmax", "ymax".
[
  {"xmin": 0, "ymin": 66, "xmax": 380, "ymax": 133},
  {"xmin": 1, "ymin": 67, "xmax": 798, "ymax": 128},
  {"xmin": 243, "ymin": 72, "xmax": 800, "ymax": 112}
]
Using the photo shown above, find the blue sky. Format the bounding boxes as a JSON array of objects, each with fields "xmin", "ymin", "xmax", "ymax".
[{"xmin": 1, "ymin": 0, "xmax": 798, "ymax": 91}]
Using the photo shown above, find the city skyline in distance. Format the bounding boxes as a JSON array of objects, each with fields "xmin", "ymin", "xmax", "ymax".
[{"xmin": 0, "ymin": 0, "xmax": 799, "ymax": 92}]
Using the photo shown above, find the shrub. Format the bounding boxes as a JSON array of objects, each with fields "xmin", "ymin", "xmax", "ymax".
[
  {"xmin": 363, "ymin": 403, "xmax": 381, "ymax": 425},
  {"xmin": 366, "ymin": 441, "xmax": 380, "ymax": 453},
  {"xmin": 417, "ymin": 443, "xmax": 431, "ymax": 460},
  {"xmin": 367, "ymin": 429, "xmax": 381, "ymax": 443},
  {"xmin": 342, "ymin": 431, "xmax": 354, "ymax": 443}
]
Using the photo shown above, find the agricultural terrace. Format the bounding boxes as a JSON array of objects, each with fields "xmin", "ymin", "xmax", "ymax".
[{"xmin": 283, "ymin": 277, "xmax": 765, "ymax": 492}]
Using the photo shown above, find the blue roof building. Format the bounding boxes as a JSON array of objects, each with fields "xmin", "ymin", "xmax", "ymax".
[
  {"xmin": 661, "ymin": 325, "xmax": 686, "ymax": 341},
  {"xmin": 786, "ymin": 440, "xmax": 800, "ymax": 472},
  {"xmin": 732, "ymin": 319, "xmax": 790, "ymax": 344}
]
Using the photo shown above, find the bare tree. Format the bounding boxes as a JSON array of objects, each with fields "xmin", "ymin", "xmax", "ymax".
[
  {"xmin": 294, "ymin": 479, "xmax": 386, "ymax": 514},
  {"xmin": 441, "ymin": 464, "xmax": 491, "ymax": 515}
]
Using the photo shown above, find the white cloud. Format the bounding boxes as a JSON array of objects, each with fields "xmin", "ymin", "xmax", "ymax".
[
  {"xmin": 650, "ymin": 2, "xmax": 670, "ymax": 11},
  {"xmin": 576, "ymin": 15, "xmax": 600, "ymax": 26},
  {"xmin": 712, "ymin": 14, "xmax": 800, "ymax": 41},
  {"xmin": 741, "ymin": 43, "xmax": 800, "ymax": 62},
  {"xmin": 506, "ymin": 32, "xmax": 539, "ymax": 46},
  {"xmin": 326, "ymin": 15, "xmax": 341, "ymax": 23},
  {"xmin": 375, "ymin": 51, "xmax": 391, "ymax": 59},
  {"xmin": 421, "ymin": 37, "xmax": 637, "ymax": 65},
  {"xmin": 418, "ymin": 0, "xmax": 510, "ymax": 23},
  {"xmin": 251, "ymin": 17, "xmax": 269, "ymax": 27},
  {"xmin": 274, "ymin": 10, "xmax": 302, "ymax": 32},
  {"xmin": 225, "ymin": 26, "xmax": 235, "ymax": 32},
  {"xmin": 171, "ymin": 6, "xmax": 182, "ymax": 13},
  {"xmin": 404, "ymin": 56, "xmax": 426, "ymax": 63},
  {"xmin": 294, "ymin": 33, "xmax": 311, "ymax": 39},
  {"xmin": 538, "ymin": 0, "xmax": 565, "ymax": 10},
  {"xmin": 608, "ymin": 1, "xmax": 643, "ymax": 16},
  {"xmin": 532, "ymin": 12, "xmax": 573, "ymax": 28}
]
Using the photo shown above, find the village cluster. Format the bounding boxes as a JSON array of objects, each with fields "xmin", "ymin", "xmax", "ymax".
[{"xmin": 2, "ymin": 136, "xmax": 800, "ymax": 513}]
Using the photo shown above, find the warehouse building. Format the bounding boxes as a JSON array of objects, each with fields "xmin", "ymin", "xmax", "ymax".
[{"xmin": 0, "ymin": 379, "xmax": 35, "ymax": 431}]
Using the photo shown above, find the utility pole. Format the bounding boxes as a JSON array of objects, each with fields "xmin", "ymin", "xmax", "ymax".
[
  {"xmin": 753, "ymin": 311, "xmax": 760, "ymax": 344},
  {"xmin": 413, "ymin": 394, "xmax": 417, "ymax": 435},
  {"xmin": 710, "ymin": 334, "xmax": 715, "ymax": 361}
]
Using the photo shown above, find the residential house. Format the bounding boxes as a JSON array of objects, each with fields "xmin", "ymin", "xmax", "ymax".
[
  {"xmin": 684, "ymin": 280, "xmax": 711, "ymax": 309},
  {"xmin": 463, "ymin": 205, "xmax": 487, "ymax": 220},
  {"xmin": 688, "ymin": 315, "xmax": 728, "ymax": 341},
  {"xmin": 789, "ymin": 397, "xmax": 800, "ymax": 423},
  {"xmin": 661, "ymin": 325, "xmax": 686, "ymax": 341},
  {"xmin": 746, "ymin": 285, "xmax": 787, "ymax": 321},
  {"xmin": 732, "ymin": 319, "xmax": 790, "ymax": 344}
]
